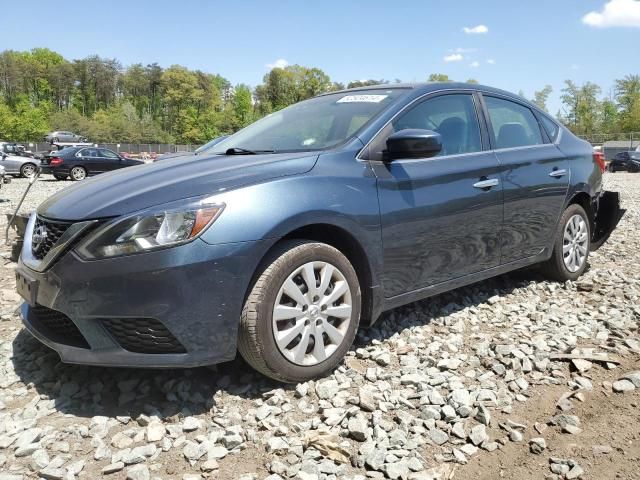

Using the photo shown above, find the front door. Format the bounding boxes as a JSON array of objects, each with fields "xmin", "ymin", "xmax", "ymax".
[
  {"xmin": 481, "ymin": 95, "xmax": 570, "ymax": 263},
  {"xmin": 366, "ymin": 93, "xmax": 504, "ymax": 298}
]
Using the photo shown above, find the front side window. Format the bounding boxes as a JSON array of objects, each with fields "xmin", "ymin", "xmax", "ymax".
[
  {"xmin": 485, "ymin": 96, "xmax": 543, "ymax": 149},
  {"xmin": 367, "ymin": 94, "xmax": 483, "ymax": 160},
  {"xmin": 213, "ymin": 88, "xmax": 409, "ymax": 154},
  {"xmin": 100, "ymin": 149, "xmax": 119, "ymax": 159}
]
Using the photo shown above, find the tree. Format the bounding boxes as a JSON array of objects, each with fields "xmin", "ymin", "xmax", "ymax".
[
  {"xmin": 428, "ymin": 73, "xmax": 451, "ymax": 82},
  {"xmin": 615, "ymin": 75, "xmax": 640, "ymax": 132},
  {"xmin": 466, "ymin": 78, "xmax": 479, "ymax": 84},
  {"xmin": 560, "ymin": 80, "xmax": 601, "ymax": 135},
  {"xmin": 232, "ymin": 84, "xmax": 254, "ymax": 128},
  {"xmin": 533, "ymin": 85, "xmax": 553, "ymax": 112}
]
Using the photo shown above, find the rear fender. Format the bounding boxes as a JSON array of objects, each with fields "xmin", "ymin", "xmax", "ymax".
[{"xmin": 591, "ymin": 191, "xmax": 625, "ymax": 251}]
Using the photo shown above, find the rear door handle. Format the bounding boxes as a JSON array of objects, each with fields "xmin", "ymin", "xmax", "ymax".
[
  {"xmin": 549, "ymin": 169, "xmax": 568, "ymax": 178},
  {"xmin": 473, "ymin": 178, "xmax": 500, "ymax": 189}
]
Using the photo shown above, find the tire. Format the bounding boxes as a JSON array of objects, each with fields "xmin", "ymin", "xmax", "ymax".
[
  {"xmin": 70, "ymin": 166, "xmax": 87, "ymax": 181},
  {"xmin": 53, "ymin": 174, "xmax": 67, "ymax": 180},
  {"xmin": 541, "ymin": 204, "xmax": 590, "ymax": 282},
  {"xmin": 52, "ymin": 137, "xmax": 59, "ymax": 144},
  {"xmin": 20, "ymin": 163, "xmax": 37, "ymax": 178},
  {"xmin": 238, "ymin": 240, "xmax": 361, "ymax": 383}
]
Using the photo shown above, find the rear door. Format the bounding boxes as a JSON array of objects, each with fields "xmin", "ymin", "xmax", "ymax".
[
  {"xmin": 367, "ymin": 92, "xmax": 504, "ymax": 297},
  {"xmin": 77, "ymin": 148, "xmax": 102, "ymax": 173},
  {"xmin": 480, "ymin": 94, "xmax": 570, "ymax": 263}
]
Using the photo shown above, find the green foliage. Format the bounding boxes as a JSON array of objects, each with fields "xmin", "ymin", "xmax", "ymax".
[
  {"xmin": 428, "ymin": 73, "xmax": 452, "ymax": 82},
  {"xmin": 1, "ymin": 47, "xmax": 639, "ymax": 143},
  {"xmin": 533, "ymin": 85, "xmax": 553, "ymax": 112}
]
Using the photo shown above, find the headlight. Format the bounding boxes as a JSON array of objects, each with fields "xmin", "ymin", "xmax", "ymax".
[{"xmin": 76, "ymin": 201, "xmax": 224, "ymax": 259}]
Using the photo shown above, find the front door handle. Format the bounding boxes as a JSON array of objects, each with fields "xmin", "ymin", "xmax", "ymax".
[
  {"xmin": 549, "ymin": 169, "xmax": 568, "ymax": 178},
  {"xmin": 473, "ymin": 178, "xmax": 500, "ymax": 189}
]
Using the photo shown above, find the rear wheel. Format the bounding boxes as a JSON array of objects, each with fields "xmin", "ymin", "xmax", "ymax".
[
  {"xmin": 238, "ymin": 240, "xmax": 361, "ymax": 383},
  {"xmin": 52, "ymin": 137, "xmax": 59, "ymax": 143},
  {"xmin": 70, "ymin": 166, "xmax": 87, "ymax": 181},
  {"xmin": 20, "ymin": 163, "xmax": 37, "ymax": 178},
  {"xmin": 541, "ymin": 204, "xmax": 590, "ymax": 281}
]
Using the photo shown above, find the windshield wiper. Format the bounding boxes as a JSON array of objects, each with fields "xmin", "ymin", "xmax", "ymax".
[{"xmin": 223, "ymin": 147, "xmax": 276, "ymax": 155}]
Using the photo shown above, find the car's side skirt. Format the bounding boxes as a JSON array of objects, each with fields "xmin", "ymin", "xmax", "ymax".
[{"xmin": 378, "ymin": 248, "xmax": 549, "ymax": 315}]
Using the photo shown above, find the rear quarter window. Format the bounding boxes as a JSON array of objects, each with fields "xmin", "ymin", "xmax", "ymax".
[{"xmin": 539, "ymin": 114, "xmax": 560, "ymax": 143}]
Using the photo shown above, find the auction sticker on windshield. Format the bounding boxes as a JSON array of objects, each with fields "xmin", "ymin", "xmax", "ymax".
[{"xmin": 337, "ymin": 95, "xmax": 388, "ymax": 103}]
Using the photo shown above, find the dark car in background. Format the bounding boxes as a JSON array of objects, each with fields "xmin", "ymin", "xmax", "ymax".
[
  {"xmin": 44, "ymin": 131, "xmax": 87, "ymax": 143},
  {"xmin": 609, "ymin": 151, "xmax": 640, "ymax": 172},
  {"xmin": 42, "ymin": 146, "xmax": 144, "ymax": 180},
  {"xmin": 16, "ymin": 83, "xmax": 618, "ymax": 382}
]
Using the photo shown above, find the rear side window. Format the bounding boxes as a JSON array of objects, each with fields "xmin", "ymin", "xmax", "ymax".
[
  {"xmin": 539, "ymin": 114, "xmax": 560, "ymax": 142},
  {"xmin": 485, "ymin": 96, "xmax": 543, "ymax": 149}
]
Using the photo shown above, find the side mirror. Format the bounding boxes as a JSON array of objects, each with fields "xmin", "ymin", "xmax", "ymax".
[{"xmin": 385, "ymin": 129, "xmax": 442, "ymax": 160}]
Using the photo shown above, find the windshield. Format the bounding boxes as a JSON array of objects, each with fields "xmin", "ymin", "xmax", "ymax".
[
  {"xmin": 214, "ymin": 88, "xmax": 408, "ymax": 153},
  {"xmin": 195, "ymin": 136, "xmax": 228, "ymax": 154}
]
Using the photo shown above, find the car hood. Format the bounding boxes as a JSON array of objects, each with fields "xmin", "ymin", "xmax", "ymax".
[{"xmin": 37, "ymin": 152, "xmax": 319, "ymax": 220}]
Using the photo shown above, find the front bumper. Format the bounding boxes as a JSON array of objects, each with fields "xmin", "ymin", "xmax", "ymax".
[{"xmin": 18, "ymin": 236, "xmax": 272, "ymax": 367}]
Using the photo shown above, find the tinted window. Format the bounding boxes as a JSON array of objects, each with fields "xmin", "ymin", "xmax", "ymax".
[
  {"xmin": 485, "ymin": 97, "xmax": 543, "ymax": 149},
  {"xmin": 80, "ymin": 148, "xmax": 99, "ymax": 157},
  {"xmin": 539, "ymin": 114, "xmax": 560, "ymax": 142},
  {"xmin": 367, "ymin": 94, "xmax": 482, "ymax": 160},
  {"xmin": 100, "ymin": 149, "xmax": 119, "ymax": 159}
]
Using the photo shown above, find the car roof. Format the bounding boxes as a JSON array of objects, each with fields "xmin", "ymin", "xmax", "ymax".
[{"xmin": 324, "ymin": 82, "xmax": 525, "ymax": 98}]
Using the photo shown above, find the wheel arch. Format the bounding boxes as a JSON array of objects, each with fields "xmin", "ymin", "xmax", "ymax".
[{"xmin": 247, "ymin": 223, "xmax": 382, "ymax": 328}]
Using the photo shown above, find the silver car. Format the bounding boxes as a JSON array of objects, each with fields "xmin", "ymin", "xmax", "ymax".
[
  {"xmin": 0, "ymin": 152, "xmax": 40, "ymax": 177},
  {"xmin": 43, "ymin": 131, "xmax": 87, "ymax": 143}
]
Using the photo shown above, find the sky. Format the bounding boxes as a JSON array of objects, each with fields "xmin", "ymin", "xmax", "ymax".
[{"xmin": 2, "ymin": 0, "xmax": 640, "ymax": 115}]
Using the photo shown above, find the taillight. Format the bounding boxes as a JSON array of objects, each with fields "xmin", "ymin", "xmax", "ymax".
[
  {"xmin": 593, "ymin": 151, "xmax": 606, "ymax": 173},
  {"xmin": 50, "ymin": 157, "xmax": 63, "ymax": 166}
]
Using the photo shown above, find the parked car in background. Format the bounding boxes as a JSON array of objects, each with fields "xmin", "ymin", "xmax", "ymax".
[
  {"xmin": 41, "ymin": 146, "xmax": 144, "ymax": 180},
  {"xmin": 609, "ymin": 151, "xmax": 640, "ymax": 172},
  {"xmin": 155, "ymin": 135, "xmax": 229, "ymax": 161},
  {"xmin": 0, "ymin": 142, "xmax": 35, "ymax": 158},
  {"xmin": 0, "ymin": 151, "xmax": 40, "ymax": 177},
  {"xmin": 16, "ymin": 83, "xmax": 619, "ymax": 382},
  {"xmin": 43, "ymin": 131, "xmax": 87, "ymax": 143}
]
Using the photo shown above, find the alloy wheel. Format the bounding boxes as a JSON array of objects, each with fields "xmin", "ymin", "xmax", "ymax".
[
  {"xmin": 272, "ymin": 261, "xmax": 352, "ymax": 366},
  {"xmin": 563, "ymin": 214, "xmax": 588, "ymax": 272},
  {"xmin": 21, "ymin": 164, "xmax": 36, "ymax": 177},
  {"xmin": 71, "ymin": 167, "xmax": 86, "ymax": 181}
]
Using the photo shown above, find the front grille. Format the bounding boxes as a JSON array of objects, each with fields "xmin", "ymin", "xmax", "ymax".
[
  {"xmin": 31, "ymin": 216, "xmax": 73, "ymax": 260},
  {"xmin": 102, "ymin": 318, "xmax": 186, "ymax": 354},
  {"xmin": 30, "ymin": 305, "xmax": 89, "ymax": 348}
]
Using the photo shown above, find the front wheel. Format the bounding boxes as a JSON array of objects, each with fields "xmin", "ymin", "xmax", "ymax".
[
  {"xmin": 541, "ymin": 204, "xmax": 590, "ymax": 282},
  {"xmin": 238, "ymin": 240, "xmax": 361, "ymax": 383},
  {"xmin": 70, "ymin": 166, "xmax": 87, "ymax": 181}
]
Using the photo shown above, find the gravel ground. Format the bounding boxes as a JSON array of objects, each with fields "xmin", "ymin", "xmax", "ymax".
[{"xmin": 0, "ymin": 173, "xmax": 638, "ymax": 480}]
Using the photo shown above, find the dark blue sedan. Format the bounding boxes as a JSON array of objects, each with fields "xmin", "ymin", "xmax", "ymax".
[{"xmin": 16, "ymin": 83, "xmax": 618, "ymax": 382}]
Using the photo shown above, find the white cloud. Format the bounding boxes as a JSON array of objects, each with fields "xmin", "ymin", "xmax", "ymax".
[
  {"xmin": 453, "ymin": 47, "xmax": 478, "ymax": 53},
  {"xmin": 444, "ymin": 53, "xmax": 464, "ymax": 62},
  {"xmin": 266, "ymin": 58, "xmax": 289, "ymax": 69},
  {"xmin": 583, "ymin": 0, "xmax": 640, "ymax": 27},
  {"xmin": 571, "ymin": 64, "xmax": 581, "ymax": 70},
  {"xmin": 470, "ymin": 61, "xmax": 480, "ymax": 68},
  {"xmin": 487, "ymin": 59, "xmax": 496, "ymax": 65},
  {"xmin": 463, "ymin": 24, "xmax": 488, "ymax": 34}
]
